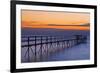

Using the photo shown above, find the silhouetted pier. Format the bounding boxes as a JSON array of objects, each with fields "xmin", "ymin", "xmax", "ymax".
[{"xmin": 21, "ymin": 35, "xmax": 87, "ymax": 62}]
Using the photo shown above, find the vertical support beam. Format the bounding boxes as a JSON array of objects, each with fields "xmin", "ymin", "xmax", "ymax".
[
  {"xmin": 67, "ymin": 40, "xmax": 69, "ymax": 48},
  {"xmin": 46, "ymin": 36, "xmax": 48, "ymax": 55},
  {"xmin": 34, "ymin": 36, "xmax": 37, "ymax": 61},
  {"xmin": 74, "ymin": 35, "xmax": 82, "ymax": 45},
  {"xmin": 40, "ymin": 36, "xmax": 43, "ymax": 61},
  {"xmin": 27, "ymin": 37, "xmax": 30, "ymax": 62},
  {"xmin": 50, "ymin": 36, "xmax": 52, "ymax": 53}
]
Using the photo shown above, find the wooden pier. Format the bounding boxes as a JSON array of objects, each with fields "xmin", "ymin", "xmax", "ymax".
[{"xmin": 21, "ymin": 35, "xmax": 87, "ymax": 62}]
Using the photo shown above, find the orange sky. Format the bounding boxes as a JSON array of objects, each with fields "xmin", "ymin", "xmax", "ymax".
[{"xmin": 21, "ymin": 10, "xmax": 90, "ymax": 30}]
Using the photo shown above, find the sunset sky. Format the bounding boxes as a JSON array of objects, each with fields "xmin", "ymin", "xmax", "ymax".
[{"xmin": 21, "ymin": 10, "xmax": 90, "ymax": 30}]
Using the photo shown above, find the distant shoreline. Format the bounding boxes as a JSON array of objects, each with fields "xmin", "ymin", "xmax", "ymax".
[{"xmin": 21, "ymin": 27, "xmax": 90, "ymax": 31}]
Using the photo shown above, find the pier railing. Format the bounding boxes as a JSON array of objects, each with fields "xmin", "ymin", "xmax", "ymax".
[{"xmin": 21, "ymin": 35, "xmax": 87, "ymax": 62}]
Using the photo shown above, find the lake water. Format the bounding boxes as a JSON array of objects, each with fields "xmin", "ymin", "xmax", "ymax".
[{"xmin": 21, "ymin": 28, "xmax": 90, "ymax": 63}]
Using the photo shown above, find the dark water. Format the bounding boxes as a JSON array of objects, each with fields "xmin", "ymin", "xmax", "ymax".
[
  {"xmin": 21, "ymin": 28, "xmax": 90, "ymax": 38},
  {"xmin": 21, "ymin": 28, "xmax": 90, "ymax": 63}
]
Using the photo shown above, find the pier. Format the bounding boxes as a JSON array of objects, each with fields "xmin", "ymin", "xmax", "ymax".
[{"xmin": 21, "ymin": 35, "xmax": 87, "ymax": 62}]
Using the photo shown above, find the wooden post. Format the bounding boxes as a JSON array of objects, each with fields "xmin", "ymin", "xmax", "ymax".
[
  {"xmin": 50, "ymin": 36, "xmax": 52, "ymax": 53},
  {"xmin": 34, "ymin": 36, "xmax": 37, "ymax": 61},
  {"xmin": 82, "ymin": 36, "xmax": 87, "ymax": 43},
  {"xmin": 67, "ymin": 40, "xmax": 68, "ymax": 47},
  {"xmin": 74, "ymin": 35, "xmax": 82, "ymax": 45},
  {"xmin": 46, "ymin": 36, "xmax": 48, "ymax": 55},
  {"xmin": 40, "ymin": 36, "xmax": 43, "ymax": 60},
  {"xmin": 27, "ymin": 37, "xmax": 30, "ymax": 62}
]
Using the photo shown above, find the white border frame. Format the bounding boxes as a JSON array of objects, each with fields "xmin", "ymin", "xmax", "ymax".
[{"xmin": 16, "ymin": 4, "xmax": 95, "ymax": 69}]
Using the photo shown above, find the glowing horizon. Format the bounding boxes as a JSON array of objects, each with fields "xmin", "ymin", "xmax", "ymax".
[{"xmin": 21, "ymin": 10, "xmax": 90, "ymax": 30}]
